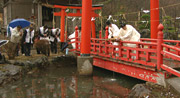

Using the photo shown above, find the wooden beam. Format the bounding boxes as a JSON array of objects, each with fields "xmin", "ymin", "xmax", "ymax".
[
  {"xmin": 54, "ymin": 12, "xmax": 99, "ymax": 17},
  {"xmin": 54, "ymin": 12, "xmax": 61, "ymax": 16},
  {"xmin": 54, "ymin": 5, "xmax": 102, "ymax": 10}
]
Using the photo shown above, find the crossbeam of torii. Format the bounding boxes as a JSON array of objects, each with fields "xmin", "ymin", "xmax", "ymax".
[{"xmin": 53, "ymin": 4, "xmax": 102, "ymax": 45}]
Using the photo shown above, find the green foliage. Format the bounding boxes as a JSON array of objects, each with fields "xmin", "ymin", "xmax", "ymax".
[
  {"xmin": 141, "ymin": 14, "xmax": 150, "ymax": 20},
  {"xmin": 138, "ymin": 14, "xmax": 150, "ymax": 30},
  {"xmin": 137, "ymin": 14, "xmax": 150, "ymax": 38},
  {"xmin": 162, "ymin": 16, "xmax": 177, "ymax": 40},
  {"xmin": 99, "ymin": 0, "xmax": 113, "ymax": 4}
]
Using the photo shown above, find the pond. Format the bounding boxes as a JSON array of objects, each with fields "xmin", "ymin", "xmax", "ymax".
[{"xmin": 0, "ymin": 59, "xmax": 144, "ymax": 98}]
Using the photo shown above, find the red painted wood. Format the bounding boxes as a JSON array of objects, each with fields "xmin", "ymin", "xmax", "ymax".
[
  {"xmin": 99, "ymin": 31, "xmax": 102, "ymax": 38},
  {"xmin": 105, "ymin": 26, "xmax": 108, "ymax": 39},
  {"xmin": 75, "ymin": 26, "xmax": 78, "ymax": 50},
  {"xmin": 68, "ymin": 24, "xmax": 180, "ymax": 80},
  {"xmin": 162, "ymin": 51, "xmax": 180, "ymax": 61},
  {"xmin": 60, "ymin": 9, "xmax": 65, "ymax": 42},
  {"xmin": 157, "ymin": 24, "xmax": 164, "ymax": 70},
  {"xmin": 54, "ymin": 12, "xmax": 61, "ymax": 16},
  {"xmin": 161, "ymin": 64, "xmax": 180, "ymax": 77},
  {"xmin": 80, "ymin": 0, "xmax": 92, "ymax": 54},
  {"xmin": 54, "ymin": 11, "xmax": 98, "ymax": 17},
  {"xmin": 150, "ymin": 0, "xmax": 160, "ymax": 39},
  {"xmin": 93, "ymin": 57, "xmax": 159, "ymax": 83},
  {"xmin": 162, "ymin": 44, "xmax": 180, "ymax": 52}
]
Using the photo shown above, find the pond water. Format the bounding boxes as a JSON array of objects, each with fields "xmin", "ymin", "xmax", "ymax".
[{"xmin": 0, "ymin": 60, "xmax": 144, "ymax": 98}]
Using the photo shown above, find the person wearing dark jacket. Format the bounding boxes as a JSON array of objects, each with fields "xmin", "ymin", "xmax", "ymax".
[
  {"xmin": 36, "ymin": 26, "xmax": 49, "ymax": 54},
  {"xmin": 50, "ymin": 28, "xmax": 60, "ymax": 54},
  {"xmin": 22, "ymin": 27, "xmax": 34, "ymax": 56},
  {"xmin": 39, "ymin": 26, "xmax": 49, "ymax": 41}
]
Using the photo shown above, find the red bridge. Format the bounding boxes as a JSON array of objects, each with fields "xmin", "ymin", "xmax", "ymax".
[
  {"xmin": 69, "ymin": 24, "xmax": 180, "ymax": 86},
  {"xmin": 53, "ymin": 1, "xmax": 180, "ymax": 86}
]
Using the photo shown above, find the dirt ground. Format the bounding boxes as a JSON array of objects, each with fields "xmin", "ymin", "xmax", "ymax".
[{"xmin": 3, "ymin": 48, "xmax": 65, "ymax": 61}]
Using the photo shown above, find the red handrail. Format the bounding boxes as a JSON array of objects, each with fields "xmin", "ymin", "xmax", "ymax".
[{"xmin": 68, "ymin": 25, "xmax": 180, "ymax": 77}]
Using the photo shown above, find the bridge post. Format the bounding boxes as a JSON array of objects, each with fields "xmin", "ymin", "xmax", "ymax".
[
  {"xmin": 77, "ymin": 0, "xmax": 93, "ymax": 75},
  {"xmin": 105, "ymin": 26, "xmax": 109, "ymax": 39},
  {"xmin": 75, "ymin": 26, "xmax": 79, "ymax": 51},
  {"xmin": 105, "ymin": 26, "xmax": 109, "ymax": 54},
  {"xmin": 65, "ymin": 31, "xmax": 67, "ymax": 42},
  {"xmin": 99, "ymin": 30, "xmax": 102, "ymax": 54},
  {"xmin": 99, "ymin": 30, "xmax": 102, "ymax": 38},
  {"xmin": 157, "ymin": 24, "xmax": 164, "ymax": 70}
]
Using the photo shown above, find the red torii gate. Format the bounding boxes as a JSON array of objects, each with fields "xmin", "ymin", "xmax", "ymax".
[
  {"xmin": 53, "ymin": 4, "xmax": 102, "ymax": 44},
  {"xmin": 53, "ymin": 0, "xmax": 160, "ymax": 54}
]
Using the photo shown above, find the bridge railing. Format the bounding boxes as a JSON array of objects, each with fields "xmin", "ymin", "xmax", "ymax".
[
  {"xmin": 68, "ymin": 37, "xmax": 81, "ymax": 52},
  {"xmin": 141, "ymin": 38, "xmax": 180, "ymax": 46},
  {"xmin": 156, "ymin": 24, "xmax": 180, "ymax": 77},
  {"xmin": 90, "ymin": 38, "xmax": 157, "ymax": 68},
  {"xmin": 141, "ymin": 38, "xmax": 180, "ymax": 57},
  {"xmin": 68, "ymin": 25, "xmax": 180, "ymax": 77},
  {"xmin": 161, "ymin": 44, "xmax": 180, "ymax": 61}
]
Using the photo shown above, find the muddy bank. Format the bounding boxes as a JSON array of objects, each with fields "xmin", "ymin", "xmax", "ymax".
[
  {"xmin": 129, "ymin": 82, "xmax": 179, "ymax": 98},
  {"xmin": 0, "ymin": 54, "xmax": 77, "ymax": 87},
  {"xmin": 0, "ymin": 56, "xmax": 50, "ymax": 86}
]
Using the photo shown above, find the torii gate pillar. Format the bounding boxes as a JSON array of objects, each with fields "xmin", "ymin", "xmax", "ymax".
[
  {"xmin": 77, "ymin": 0, "xmax": 93, "ymax": 75},
  {"xmin": 150, "ymin": 0, "xmax": 160, "ymax": 39},
  {"xmin": 60, "ymin": 8, "xmax": 65, "ymax": 48},
  {"xmin": 81, "ymin": 0, "xmax": 92, "ymax": 55}
]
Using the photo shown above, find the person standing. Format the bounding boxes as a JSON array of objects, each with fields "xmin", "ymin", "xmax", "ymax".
[
  {"xmin": 36, "ymin": 25, "xmax": 49, "ymax": 54},
  {"xmin": 22, "ymin": 27, "xmax": 34, "ymax": 56},
  {"xmin": 39, "ymin": 25, "xmax": 49, "ymax": 41},
  {"xmin": 50, "ymin": 28, "xmax": 60, "ymax": 54},
  {"xmin": 6, "ymin": 25, "xmax": 12, "ymax": 38},
  {"xmin": 10, "ymin": 26, "xmax": 23, "ymax": 56}
]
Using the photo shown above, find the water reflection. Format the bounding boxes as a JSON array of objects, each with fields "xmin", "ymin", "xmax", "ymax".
[{"xmin": 0, "ymin": 65, "xmax": 144, "ymax": 98}]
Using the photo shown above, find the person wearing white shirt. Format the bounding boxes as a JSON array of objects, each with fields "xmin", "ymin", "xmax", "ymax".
[
  {"xmin": 106, "ymin": 20, "xmax": 120, "ymax": 39},
  {"xmin": 106, "ymin": 21, "xmax": 120, "ymax": 56},
  {"xmin": 50, "ymin": 28, "xmax": 60, "ymax": 54},
  {"xmin": 68, "ymin": 27, "xmax": 81, "ymax": 49},
  {"xmin": 36, "ymin": 26, "xmax": 49, "ymax": 54},
  {"xmin": 10, "ymin": 26, "xmax": 23, "ymax": 43},
  {"xmin": 117, "ymin": 23, "xmax": 141, "ymax": 47},
  {"xmin": 39, "ymin": 26, "xmax": 49, "ymax": 41},
  {"xmin": 116, "ymin": 23, "xmax": 141, "ymax": 59},
  {"xmin": 22, "ymin": 27, "xmax": 34, "ymax": 56}
]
